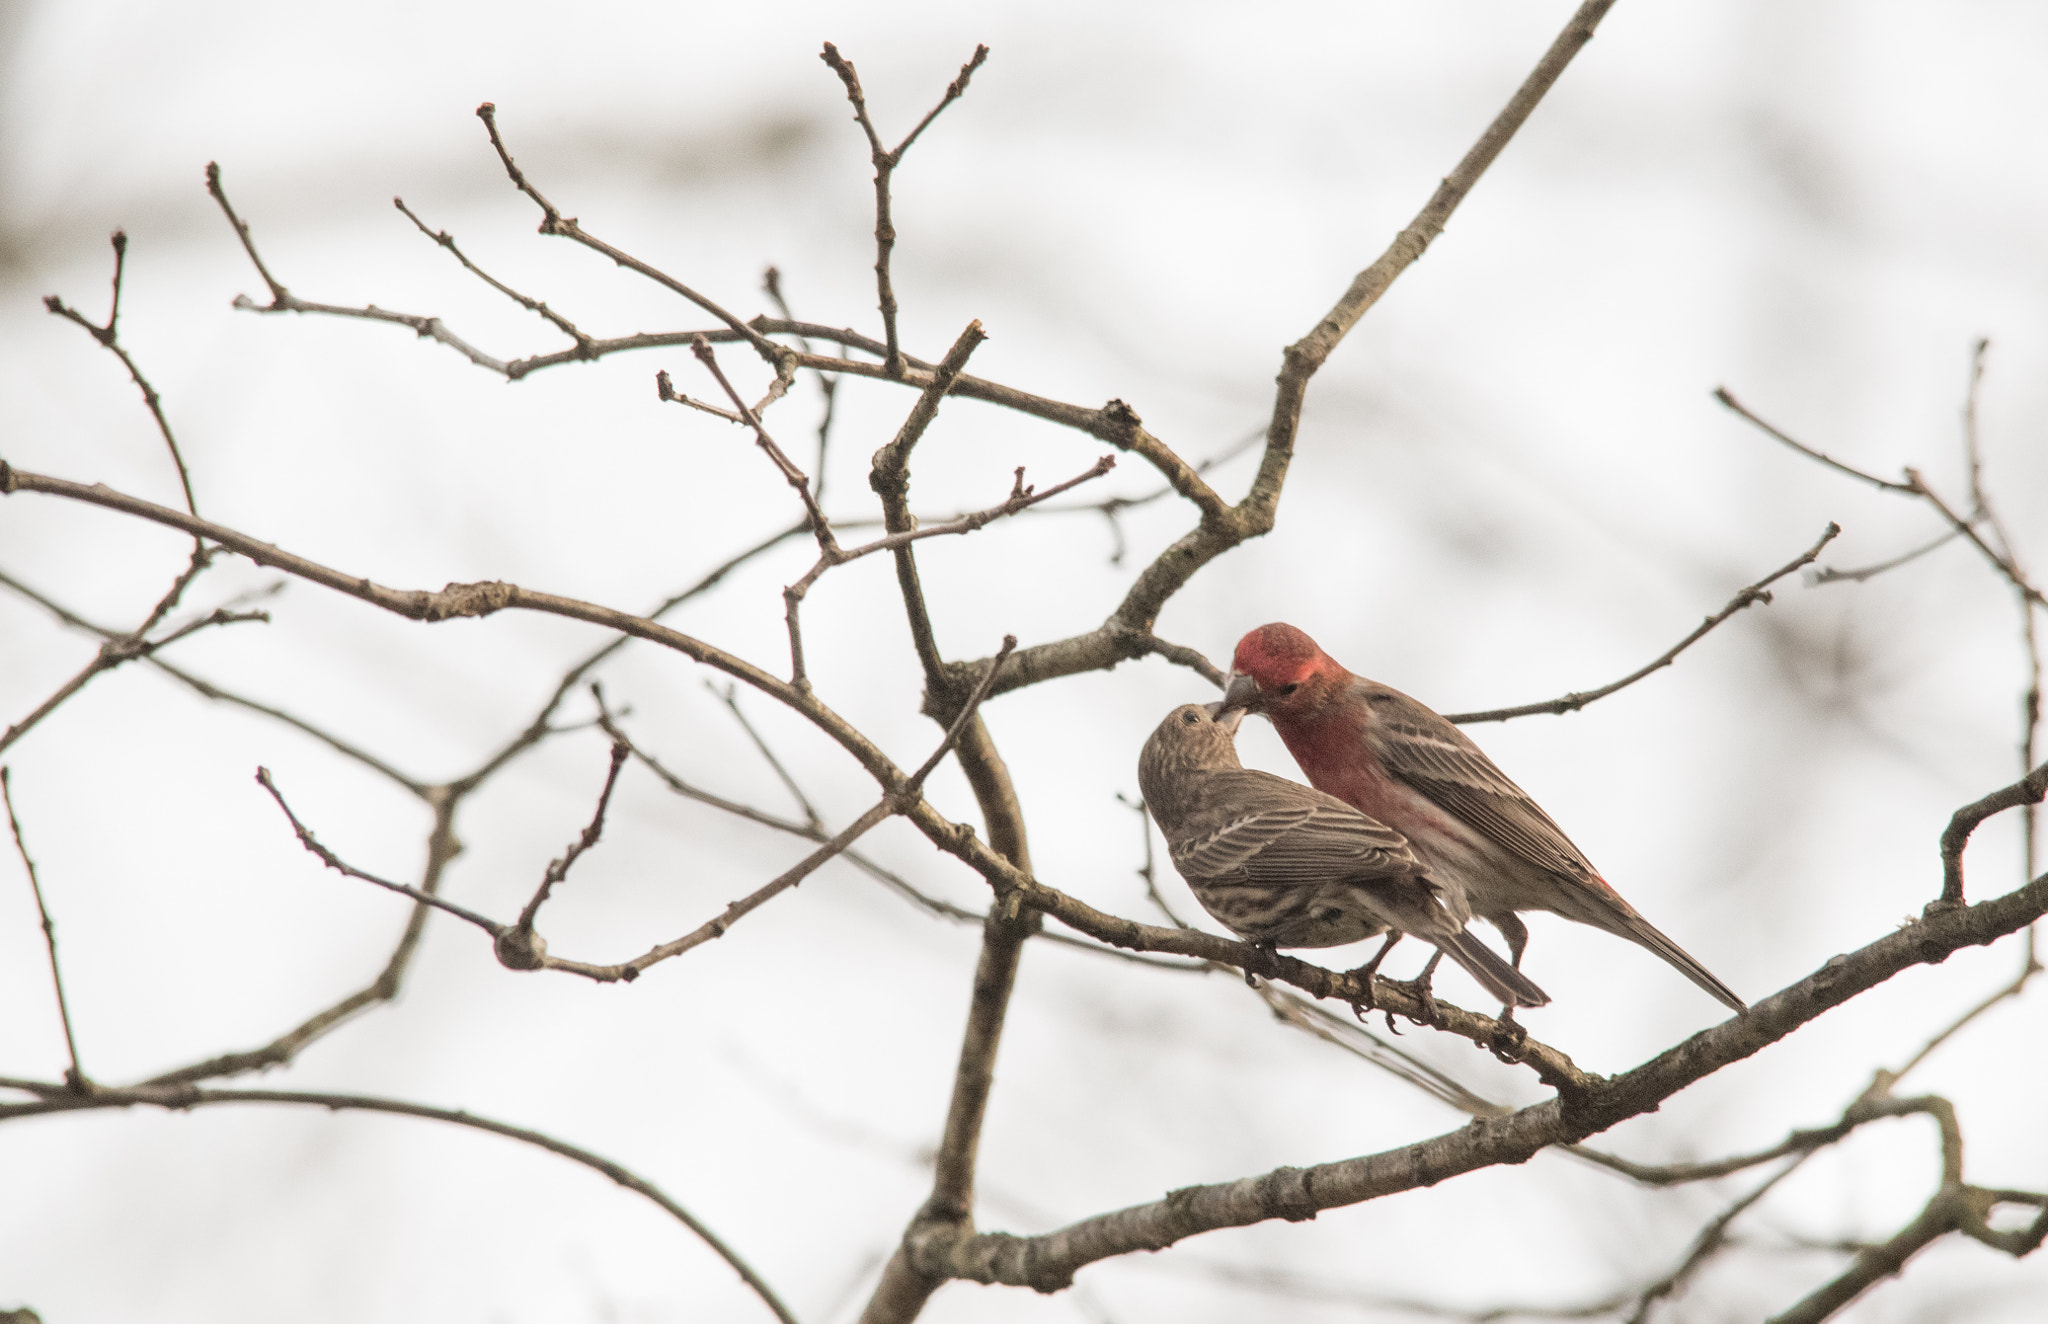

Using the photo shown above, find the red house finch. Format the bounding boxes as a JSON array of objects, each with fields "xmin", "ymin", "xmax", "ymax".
[
  {"xmin": 1218, "ymin": 623, "xmax": 1745, "ymax": 1013},
  {"xmin": 1138, "ymin": 702, "xmax": 1550, "ymax": 1011}
]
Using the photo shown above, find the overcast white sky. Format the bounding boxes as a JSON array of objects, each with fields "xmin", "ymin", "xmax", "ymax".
[{"xmin": 2, "ymin": 3, "xmax": 2045, "ymax": 1322}]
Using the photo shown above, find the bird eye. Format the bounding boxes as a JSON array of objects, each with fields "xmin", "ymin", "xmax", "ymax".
[
  {"xmin": 1279, "ymin": 683, "xmax": 1300, "ymax": 696},
  {"xmin": 1181, "ymin": 710, "xmax": 1200, "ymax": 725}
]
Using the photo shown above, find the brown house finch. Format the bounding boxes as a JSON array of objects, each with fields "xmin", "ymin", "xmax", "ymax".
[
  {"xmin": 1138, "ymin": 702, "xmax": 1550, "ymax": 1011},
  {"xmin": 1218, "ymin": 622, "xmax": 1746, "ymax": 1013}
]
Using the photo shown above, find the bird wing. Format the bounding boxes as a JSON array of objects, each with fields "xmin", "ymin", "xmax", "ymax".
[
  {"xmin": 1169, "ymin": 772, "xmax": 1421, "ymax": 889},
  {"xmin": 1360, "ymin": 682, "xmax": 1607, "ymax": 884}
]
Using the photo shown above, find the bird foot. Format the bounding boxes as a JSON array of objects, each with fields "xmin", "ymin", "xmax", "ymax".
[
  {"xmin": 1384, "ymin": 976, "xmax": 1440, "ymax": 1027},
  {"xmin": 1341, "ymin": 963, "xmax": 1384, "ymax": 1023},
  {"xmin": 1487, "ymin": 1008, "xmax": 1528, "ymax": 1061}
]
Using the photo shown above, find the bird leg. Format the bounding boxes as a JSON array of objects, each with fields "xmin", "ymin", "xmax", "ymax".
[
  {"xmin": 1386, "ymin": 949, "xmax": 1444, "ymax": 1026},
  {"xmin": 1482, "ymin": 913, "xmax": 1531, "ymax": 1053},
  {"xmin": 1343, "ymin": 932, "xmax": 1404, "ymax": 1019},
  {"xmin": 1491, "ymin": 912, "xmax": 1530, "ymax": 969}
]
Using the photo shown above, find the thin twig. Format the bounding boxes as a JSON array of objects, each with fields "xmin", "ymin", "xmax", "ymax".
[
  {"xmin": 207, "ymin": 163, "xmax": 514, "ymax": 374},
  {"xmin": 1906, "ymin": 468, "xmax": 2046, "ymax": 609},
  {"xmin": 778, "ymin": 456, "xmax": 1114, "ymax": 692},
  {"xmin": 1448, "ymin": 524, "xmax": 1840, "ymax": 724},
  {"xmin": 393, "ymin": 196, "xmax": 596, "ymax": 355},
  {"xmin": 513, "ymin": 740, "xmax": 630, "ymax": 931},
  {"xmin": 256, "ymin": 768, "xmax": 505, "ymax": 936},
  {"xmin": 1884, "ymin": 943, "xmax": 2043, "ymax": 1090},
  {"xmin": 144, "ymin": 794, "xmax": 461, "ymax": 1087},
  {"xmin": 1623, "ymin": 1157, "xmax": 1812, "ymax": 1324},
  {"xmin": 601, "ymin": 700, "xmax": 1185, "ymax": 970},
  {"xmin": 1809, "ymin": 528, "xmax": 1961, "ymax": 586},
  {"xmin": 709, "ymin": 682, "xmax": 824, "ymax": 830},
  {"xmin": 44, "ymin": 230, "xmax": 200, "ymax": 517},
  {"xmin": 870, "ymin": 322, "xmax": 991, "ymax": 699},
  {"xmin": 558, "ymin": 801, "xmax": 896, "ymax": 982},
  {"xmin": 655, "ymin": 369, "xmax": 745, "ymax": 422},
  {"xmin": 819, "ymin": 42, "xmax": 990, "ymax": 376},
  {"xmin": 2, "ymin": 768, "xmax": 87, "ymax": 1089},
  {"xmin": 474, "ymin": 103, "xmax": 790, "ymax": 368},
  {"xmin": 1714, "ymin": 387, "xmax": 1917, "ymax": 494},
  {"xmin": 908, "ymin": 637, "xmax": 1018, "ymax": 793},
  {"xmin": 0, "ymin": 464, "xmax": 902, "ymax": 783},
  {"xmin": 761, "ymin": 266, "xmax": 842, "ymax": 501},
  {"xmin": 690, "ymin": 335, "xmax": 834, "ymax": 541},
  {"xmin": 0, "ymin": 1083, "xmax": 797, "ymax": 1324},
  {"xmin": 0, "ymin": 601, "xmax": 265, "ymax": 757},
  {"xmin": 686, "ymin": 335, "xmax": 840, "ymax": 688}
]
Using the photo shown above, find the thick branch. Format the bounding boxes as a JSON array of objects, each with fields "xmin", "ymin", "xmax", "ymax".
[{"xmin": 895, "ymin": 862, "xmax": 2048, "ymax": 1291}]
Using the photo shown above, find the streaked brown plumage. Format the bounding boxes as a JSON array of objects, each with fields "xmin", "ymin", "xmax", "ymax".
[
  {"xmin": 1138, "ymin": 703, "xmax": 1549, "ymax": 1010},
  {"xmin": 1221, "ymin": 622, "xmax": 1746, "ymax": 1013}
]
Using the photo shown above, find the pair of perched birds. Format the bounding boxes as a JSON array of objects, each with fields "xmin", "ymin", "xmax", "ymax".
[{"xmin": 1140, "ymin": 623, "xmax": 1746, "ymax": 1018}]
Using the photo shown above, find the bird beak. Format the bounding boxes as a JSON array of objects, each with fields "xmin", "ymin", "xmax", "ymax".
[
  {"xmin": 1215, "ymin": 671, "xmax": 1262, "ymax": 716},
  {"xmin": 1202, "ymin": 701, "xmax": 1245, "ymax": 734}
]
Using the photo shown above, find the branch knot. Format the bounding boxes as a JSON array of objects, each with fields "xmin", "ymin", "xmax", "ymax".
[{"xmin": 416, "ymin": 580, "xmax": 518, "ymax": 621}]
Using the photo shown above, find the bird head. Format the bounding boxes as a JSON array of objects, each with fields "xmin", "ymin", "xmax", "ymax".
[
  {"xmin": 1137, "ymin": 703, "xmax": 1246, "ymax": 819},
  {"xmin": 1217, "ymin": 622, "xmax": 1346, "ymax": 722}
]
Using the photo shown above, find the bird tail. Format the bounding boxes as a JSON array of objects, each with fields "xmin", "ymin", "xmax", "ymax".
[
  {"xmin": 1435, "ymin": 929, "xmax": 1550, "ymax": 1009},
  {"xmin": 1612, "ymin": 911, "xmax": 1747, "ymax": 1013}
]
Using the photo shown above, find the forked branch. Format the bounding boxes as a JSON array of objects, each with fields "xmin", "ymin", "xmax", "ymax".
[{"xmin": 820, "ymin": 42, "xmax": 990, "ymax": 375}]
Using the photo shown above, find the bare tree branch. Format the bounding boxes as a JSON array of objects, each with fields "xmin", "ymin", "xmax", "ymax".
[
  {"xmin": 511, "ymin": 740, "xmax": 630, "ymax": 931},
  {"xmin": 601, "ymin": 697, "xmax": 1187, "ymax": 971},
  {"xmin": 1809, "ymin": 528, "xmax": 1961, "ymax": 586},
  {"xmin": 142, "ymin": 793, "xmax": 461, "ymax": 1087},
  {"xmin": 819, "ymin": 41, "xmax": 990, "ymax": 376},
  {"xmin": 44, "ymin": 230, "xmax": 200, "ymax": 517},
  {"xmin": 474, "ymin": 103, "xmax": 792, "ymax": 369},
  {"xmin": 2, "ymin": 768, "xmax": 87, "ymax": 1090},
  {"xmin": 1936, "ymin": 759, "xmax": 2048, "ymax": 909},
  {"xmin": 0, "ymin": 464, "xmax": 903, "ymax": 784},
  {"xmin": 393, "ymin": 195, "xmax": 597, "ymax": 356},
  {"xmin": 0, "ymin": 596, "xmax": 266, "ymax": 758},
  {"xmin": 1448, "ymin": 523, "xmax": 1840, "ymax": 724},
  {"xmin": 1905, "ymin": 468, "xmax": 2046, "ymax": 610},
  {"xmin": 895, "ymin": 866, "xmax": 2048, "ymax": 1292},
  {"xmin": 933, "ymin": 0, "xmax": 1623, "ymax": 713},
  {"xmin": 1247, "ymin": 0, "xmax": 1620, "ymax": 538},
  {"xmin": 1715, "ymin": 386, "xmax": 1918, "ymax": 494},
  {"xmin": 256, "ymin": 767, "xmax": 504, "ymax": 936},
  {"xmin": 0, "ymin": 1083, "xmax": 797, "ymax": 1324},
  {"xmin": 760, "ymin": 266, "xmax": 842, "ymax": 501}
]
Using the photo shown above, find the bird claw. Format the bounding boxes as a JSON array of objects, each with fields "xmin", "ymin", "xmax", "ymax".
[
  {"xmin": 1487, "ymin": 1008, "xmax": 1528, "ymax": 1060},
  {"xmin": 1243, "ymin": 940, "xmax": 1280, "ymax": 988},
  {"xmin": 1384, "ymin": 976, "xmax": 1440, "ymax": 1026}
]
